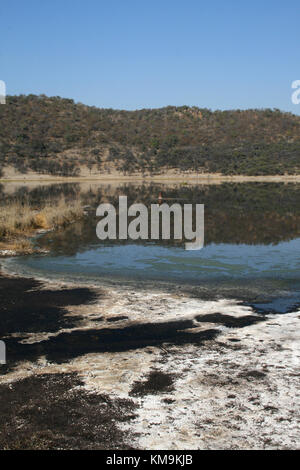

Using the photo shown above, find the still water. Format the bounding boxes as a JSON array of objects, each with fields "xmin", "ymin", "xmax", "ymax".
[{"xmin": 2, "ymin": 182, "xmax": 300, "ymax": 310}]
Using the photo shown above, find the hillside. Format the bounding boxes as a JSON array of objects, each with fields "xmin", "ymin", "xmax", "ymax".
[{"xmin": 0, "ymin": 94, "xmax": 300, "ymax": 177}]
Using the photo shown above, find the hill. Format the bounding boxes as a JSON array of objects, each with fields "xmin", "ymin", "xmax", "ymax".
[{"xmin": 0, "ymin": 94, "xmax": 300, "ymax": 177}]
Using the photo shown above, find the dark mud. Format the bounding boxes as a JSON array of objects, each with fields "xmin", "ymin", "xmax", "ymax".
[
  {"xmin": 107, "ymin": 315, "xmax": 129, "ymax": 322},
  {"xmin": 238, "ymin": 369, "xmax": 267, "ymax": 380},
  {"xmin": 0, "ymin": 274, "xmax": 99, "ymax": 336},
  {"xmin": 0, "ymin": 273, "xmax": 273, "ymax": 373},
  {"xmin": 0, "ymin": 373, "xmax": 137, "ymax": 450},
  {"xmin": 3, "ymin": 319, "xmax": 219, "ymax": 370},
  {"xmin": 130, "ymin": 370, "xmax": 176, "ymax": 397},
  {"xmin": 195, "ymin": 312, "xmax": 264, "ymax": 328}
]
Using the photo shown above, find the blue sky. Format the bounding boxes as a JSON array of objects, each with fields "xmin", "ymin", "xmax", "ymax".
[{"xmin": 1, "ymin": 0, "xmax": 299, "ymax": 113}]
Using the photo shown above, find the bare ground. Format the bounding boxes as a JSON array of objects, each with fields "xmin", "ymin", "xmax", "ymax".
[{"xmin": 1, "ymin": 166, "xmax": 300, "ymax": 184}]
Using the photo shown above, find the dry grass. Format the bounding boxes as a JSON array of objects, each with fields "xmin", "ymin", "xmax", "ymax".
[
  {"xmin": 0, "ymin": 238, "xmax": 33, "ymax": 253},
  {"xmin": 0, "ymin": 197, "xmax": 84, "ymax": 252}
]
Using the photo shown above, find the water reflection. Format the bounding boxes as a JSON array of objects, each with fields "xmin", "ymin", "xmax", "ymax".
[
  {"xmin": 1, "ymin": 182, "xmax": 300, "ymax": 298},
  {"xmin": 16, "ymin": 181, "xmax": 300, "ymax": 255}
]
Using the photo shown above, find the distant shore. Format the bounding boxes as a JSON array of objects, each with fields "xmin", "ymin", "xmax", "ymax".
[{"xmin": 1, "ymin": 172, "xmax": 300, "ymax": 184}]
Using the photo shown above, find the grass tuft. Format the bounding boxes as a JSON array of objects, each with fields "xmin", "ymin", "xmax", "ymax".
[{"xmin": 0, "ymin": 197, "xmax": 84, "ymax": 253}]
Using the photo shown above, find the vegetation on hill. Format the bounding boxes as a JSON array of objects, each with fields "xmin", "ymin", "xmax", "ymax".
[{"xmin": 0, "ymin": 94, "xmax": 300, "ymax": 177}]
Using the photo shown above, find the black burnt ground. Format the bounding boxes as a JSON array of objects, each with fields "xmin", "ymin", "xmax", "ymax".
[{"xmin": 0, "ymin": 373, "xmax": 137, "ymax": 450}]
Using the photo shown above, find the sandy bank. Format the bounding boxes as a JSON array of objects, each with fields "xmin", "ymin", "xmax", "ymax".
[{"xmin": 1, "ymin": 172, "xmax": 300, "ymax": 184}]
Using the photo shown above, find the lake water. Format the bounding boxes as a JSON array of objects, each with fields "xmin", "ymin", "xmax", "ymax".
[{"xmin": 2, "ymin": 182, "xmax": 300, "ymax": 312}]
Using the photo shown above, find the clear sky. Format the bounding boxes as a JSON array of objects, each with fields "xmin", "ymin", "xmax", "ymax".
[{"xmin": 1, "ymin": 0, "xmax": 299, "ymax": 113}]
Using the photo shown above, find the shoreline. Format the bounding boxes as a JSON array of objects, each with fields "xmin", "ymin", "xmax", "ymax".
[{"xmin": 1, "ymin": 173, "xmax": 300, "ymax": 184}]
